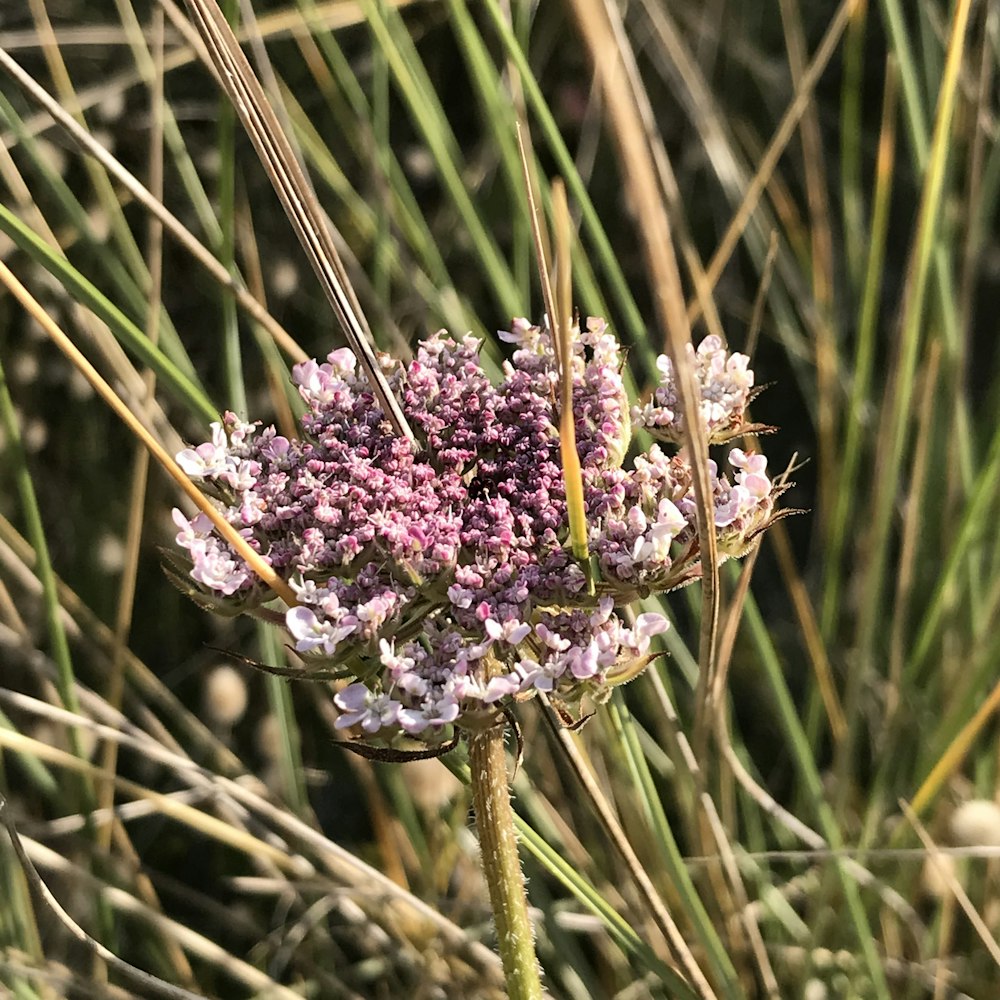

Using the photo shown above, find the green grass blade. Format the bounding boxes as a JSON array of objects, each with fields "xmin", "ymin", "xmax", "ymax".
[
  {"xmin": 0, "ymin": 354, "xmax": 86, "ymax": 771},
  {"xmin": 741, "ymin": 590, "xmax": 891, "ymax": 998},
  {"xmin": 855, "ymin": 0, "xmax": 973, "ymax": 678},
  {"xmin": 0, "ymin": 205, "xmax": 218, "ymax": 426},
  {"xmin": 513, "ymin": 814, "xmax": 701, "ymax": 998},
  {"xmin": 480, "ymin": 0, "xmax": 657, "ymax": 379},
  {"xmin": 607, "ymin": 700, "xmax": 741, "ymax": 996},
  {"xmin": 358, "ymin": 0, "xmax": 522, "ymax": 316}
]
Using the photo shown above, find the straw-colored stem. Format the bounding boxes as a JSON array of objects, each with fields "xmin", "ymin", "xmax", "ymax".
[
  {"xmin": 468, "ymin": 724, "xmax": 543, "ymax": 1000},
  {"xmin": 0, "ymin": 258, "xmax": 298, "ymax": 608},
  {"xmin": 551, "ymin": 180, "xmax": 590, "ymax": 580}
]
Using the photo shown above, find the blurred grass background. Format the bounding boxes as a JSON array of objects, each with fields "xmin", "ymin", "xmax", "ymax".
[{"xmin": 2, "ymin": 0, "xmax": 1000, "ymax": 997}]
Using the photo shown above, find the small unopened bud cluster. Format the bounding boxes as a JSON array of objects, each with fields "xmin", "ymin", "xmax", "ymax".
[{"xmin": 173, "ymin": 320, "xmax": 778, "ymax": 744}]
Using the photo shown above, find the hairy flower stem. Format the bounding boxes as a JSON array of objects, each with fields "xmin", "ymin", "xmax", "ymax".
[{"xmin": 469, "ymin": 724, "xmax": 543, "ymax": 1000}]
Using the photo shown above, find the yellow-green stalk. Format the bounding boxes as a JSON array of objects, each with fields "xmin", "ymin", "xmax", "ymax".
[
  {"xmin": 515, "ymin": 129, "xmax": 592, "ymax": 590},
  {"xmin": 551, "ymin": 181, "xmax": 591, "ymax": 589}
]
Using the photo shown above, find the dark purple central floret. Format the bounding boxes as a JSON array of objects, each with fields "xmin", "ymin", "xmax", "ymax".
[{"xmin": 173, "ymin": 320, "xmax": 776, "ymax": 741}]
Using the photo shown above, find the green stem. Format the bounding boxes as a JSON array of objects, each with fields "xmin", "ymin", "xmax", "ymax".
[{"xmin": 468, "ymin": 725, "xmax": 543, "ymax": 1000}]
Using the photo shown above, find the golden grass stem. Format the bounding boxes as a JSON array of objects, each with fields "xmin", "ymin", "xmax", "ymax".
[
  {"xmin": 552, "ymin": 180, "xmax": 591, "ymax": 575},
  {"xmin": 910, "ymin": 676, "xmax": 1000, "ymax": 819},
  {"xmin": 515, "ymin": 128, "xmax": 591, "ymax": 582},
  {"xmin": 900, "ymin": 800, "xmax": 1000, "ymax": 968},
  {"xmin": 0, "ymin": 46, "xmax": 308, "ymax": 365},
  {"xmin": 0, "ymin": 258, "xmax": 297, "ymax": 607}
]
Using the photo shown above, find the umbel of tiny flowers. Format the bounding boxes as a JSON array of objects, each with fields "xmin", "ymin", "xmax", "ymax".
[
  {"xmin": 170, "ymin": 318, "xmax": 781, "ymax": 1000},
  {"xmin": 170, "ymin": 319, "xmax": 782, "ymax": 744}
]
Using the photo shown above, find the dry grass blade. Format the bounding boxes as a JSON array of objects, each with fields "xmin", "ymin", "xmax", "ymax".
[
  {"xmin": 681, "ymin": 0, "xmax": 852, "ymax": 327},
  {"xmin": 0, "ymin": 259, "xmax": 298, "ymax": 607},
  {"xmin": 566, "ymin": 0, "xmax": 719, "ymax": 747},
  {"xmin": 777, "ymin": 0, "xmax": 837, "ymax": 525},
  {"xmin": 0, "ymin": 46, "xmax": 306, "ymax": 365},
  {"xmin": 597, "ymin": 0, "xmax": 725, "ymax": 344},
  {"xmin": 769, "ymin": 522, "xmax": 847, "ymax": 743},
  {"xmin": 179, "ymin": 0, "xmax": 413, "ymax": 440},
  {"xmin": 514, "ymin": 128, "xmax": 591, "ymax": 584},
  {"xmin": 900, "ymin": 799, "xmax": 1000, "ymax": 968},
  {"xmin": 0, "ymin": 793, "xmax": 222, "ymax": 1000},
  {"xmin": 699, "ymin": 793, "xmax": 780, "ymax": 998},
  {"xmin": 539, "ymin": 700, "xmax": 717, "ymax": 999}
]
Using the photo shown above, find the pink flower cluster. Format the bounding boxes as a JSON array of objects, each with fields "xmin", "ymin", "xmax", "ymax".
[
  {"xmin": 631, "ymin": 334, "xmax": 755, "ymax": 443},
  {"xmin": 173, "ymin": 320, "xmax": 778, "ymax": 742}
]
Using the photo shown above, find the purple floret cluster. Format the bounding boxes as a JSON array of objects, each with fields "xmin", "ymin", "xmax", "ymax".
[{"xmin": 173, "ymin": 319, "xmax": 778, "ymax": 743}]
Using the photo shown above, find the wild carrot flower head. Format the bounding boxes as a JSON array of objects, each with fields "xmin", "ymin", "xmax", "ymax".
[{"xmin": 172, "ymin": 320, "xmax": 779, "ymax": 744}]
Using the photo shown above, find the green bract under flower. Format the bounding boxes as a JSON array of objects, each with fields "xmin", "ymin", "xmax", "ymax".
[{"xmin": 172, "ymin": 319, "xmax": 780, "ymax": 743}]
